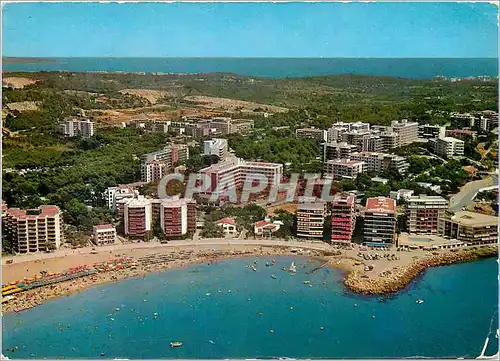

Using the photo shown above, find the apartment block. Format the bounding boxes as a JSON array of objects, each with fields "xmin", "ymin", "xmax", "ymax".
[
  {"xmin": 123, "ymin": 197, "xmax": 152, "ymax": 237},
  {"xmin": 204, "ymin": 138, "xmax": 228, "ymax": 160},
  {"xmin": 140, "ymin": 144, "xmax": 189, "ymax": 181},
  {"xmin": 144, "ymin": 161, "xmax": 168, "ymax": 183},
  {"xmin": 418, "ymin": 124, "xmax": 444, "ymax": 139},
  {"xmin": 331, "ymin": 193, "xmax": 356, "ymax": 244},
  {"xmin": 362, "ymin": 135, "xmax": 384, "ymax": 152},
  {"xmin": 350, "ymin": 152, "xmax": 409, "ymax": 175},
  {"xmin": 323, "ymin": 142, "xmax": 358, "ymax": 161},
  {"xmin": 363, "ymin": 197, "xmax": 396, "ymax": 245},
  {"xmin": 296, "ymin": 127, "xmax": 327, "ymax": 142},
  {"xmin": 199, "ymin": 158, "xmax": 283, "ymax": 197},
  {"xmin": 341, "ymin": 130, "xmax": 371, "ymax": 151},
  {"xmin": 438, "ymin": 211, "xmax": 497, "ymax": 245},
  {"xmin": 159, "ymin": 198, "xmax": 196, "ymax": 238},
  {"xmin": 379, "ymin": 131, "xmax": 399, "ymax": 150},
  {"xmin": 405, "ymin": 195, "xmax": 448, "ymax": 234},
  {"xmin": 390, "ymin": 119, "xmax": 418, "ymax": 147},
  {"xmin": 3, "ymin": 206, "xmax": 63, "ymax": 253},
  {"xmin": 296, "ymin": 200, "xmax": 326, "ymax": 239},
  {"xmin": 59, "ymin": 119, "xmax": 94, "ymax": 138},
  {"xmin": 325, "ymin": 159, "xmax": 364, "ymax": 180},
  {"xmin": 429, "ymin": 137, "xmax": 464, "ymax": 158},
  {"xmin": 93, "ymin": 224, "xmax": 117, "ymax": 246},
  {"xmin": 104, "ymin": 186, "xmax": 138, "ymax": 211},
  {"xmin": 450, "ymin": 112, "xmax": 475, "ymax": 129},
  {"xmin": 327, "ymin": 123, "xmax": 350, "ymax": 143}
]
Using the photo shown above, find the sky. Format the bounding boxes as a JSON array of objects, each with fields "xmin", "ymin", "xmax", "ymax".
[{"xmin": 1, "ymin": 2, "xmax": 498, "ymax": 58}]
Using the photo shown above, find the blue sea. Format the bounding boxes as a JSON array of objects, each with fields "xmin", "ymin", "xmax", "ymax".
[
  {"xmin": 2, "ymin": 257, "xmax": 498, "ymax": 359},
  {"xmin": 3, "ymin": 58, "xmax": 498, "ymax": 79}
]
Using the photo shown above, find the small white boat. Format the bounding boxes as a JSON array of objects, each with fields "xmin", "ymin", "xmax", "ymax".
[
  {"xmin": 170, "ymin": 342, "xmax": 183, "ymax": 348},
  {"xmin": 289, "ymin": 262, "xmax": 297, "ymax": 273},
  {"xmin": 416, "ymin": 299, "xmax": 424, "ymax": 304},
  {"xmin": 271, "ymin": 274, "xmax": 277, "ymax": 279}
]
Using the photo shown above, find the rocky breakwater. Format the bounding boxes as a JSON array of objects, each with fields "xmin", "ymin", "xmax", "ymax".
[{"xmin": 344, "ymin": 246, "xmax": 498, "ymax": 295}]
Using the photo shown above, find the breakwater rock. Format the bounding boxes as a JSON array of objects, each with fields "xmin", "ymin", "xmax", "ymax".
[{"xmin": 344, "ymin": 246, "xmax": 498, "ymax": 295}]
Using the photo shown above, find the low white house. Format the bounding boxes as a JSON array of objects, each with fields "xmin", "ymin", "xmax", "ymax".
[
  {"xmin": 215, "ymin": 217, "xmax": 238, "ymax": 236},
  {"xmin": 254, "ymin": 220, "xmax": 281, "ymax": 237}
]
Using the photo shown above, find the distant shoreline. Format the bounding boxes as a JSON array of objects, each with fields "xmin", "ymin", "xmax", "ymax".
[{"xmin": 3, "ymin": 57, "xmax": 57, "ymax": 64}]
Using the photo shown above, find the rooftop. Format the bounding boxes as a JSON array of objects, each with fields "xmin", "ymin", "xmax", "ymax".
[
  {"xmin": 6, "ymin": 205, "xmax": 61, "ymax": 220},
  {"xmin": 332, "ymin": 193, "xmax": 356, "ymax": 206},
  {"xmin": 298, "ymin": 202, "xmax": 326, "ymax": 211},
  {"xmin": 93, "ymin": 224, "xmax": 115, "ymax": 231},
  {"xmin": 365, "ymin": 197, "xmax": 396, "ymax": 213},
  {"xmin": 216, "ymin": 217, "xmax": 237, "ymax": 226},
  {"xmin": 327, "ymin": 159, "xmax": 364, "ymax": 166},
  {"xmin": 407, "ymin": 195, "xmax": 447, "ymax": 203},
  {"xmin": 450, "ymin": 211, "xmax": 498, "ymax": 227}
]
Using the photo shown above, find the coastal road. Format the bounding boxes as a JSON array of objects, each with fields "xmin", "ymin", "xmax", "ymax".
[{"xmin": 449, "ymin": 175, "xmax": 498, "ymax": 212}]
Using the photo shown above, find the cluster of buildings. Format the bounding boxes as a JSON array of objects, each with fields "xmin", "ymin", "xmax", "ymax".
[
  {"xmin": 296, "ymin": 119, "xmax": 418, "ymax": 151},
  {"xmin": 450, "ymin": 111, "xmax": 499, "ymax": 132},
  {"xmin": 296, "ymin": 120, "xmax": 417, "ymax": 180},
  {"xmin": 293, "ymin": 192, "xmax": 497, "ymax": 248},
  {"xmin": 59, "ymin": 119, "xmax": 94, "ymax": 138},
  {"xmin": 127, "ymin": 117, "xmax": 254, "ymax": 137},
  {"xmin": 117, "ymin": 195, "xmax": 196, "ymax": 239},
  {"xmin": 140, "ymin": 144, "xmax": 189, "ymax": 182}
]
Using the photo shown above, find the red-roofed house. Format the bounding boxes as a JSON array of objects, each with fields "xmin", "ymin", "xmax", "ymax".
[
  {"xmin": 254, "ymin": 220, "xmax": 281, "ymax": 237},
  {"xmin": 93, "ymin": 224, "xmax": 117, "ymax": 246},
  {"xmin": 364, "ymin": 197, "xmax": 396, "ymax": 245},
  {"xmin": 216, "ymin": 217, "xmax": 238, "ymax": 236}
]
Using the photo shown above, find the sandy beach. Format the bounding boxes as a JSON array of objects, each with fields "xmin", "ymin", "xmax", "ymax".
[{"xmin": 2, "ymin": 240, "xmax": 497, "ymax": 314}]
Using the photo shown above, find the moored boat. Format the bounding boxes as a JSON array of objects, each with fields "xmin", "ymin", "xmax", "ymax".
[{"xmin": 170, "ymin": 342, "xmax": 183, "ymax": 348}]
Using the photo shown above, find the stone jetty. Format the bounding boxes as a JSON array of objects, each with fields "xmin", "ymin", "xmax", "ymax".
[{"xmin": 344, "ymin": 246, "xmax": 498, "ymax": 295}]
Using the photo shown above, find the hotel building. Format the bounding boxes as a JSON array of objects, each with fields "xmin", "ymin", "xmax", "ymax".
[
  {"xmin": 104, "ymin": 185, "xmax": 137, "ymax": 211},
  {"xmin": 325, "ymin": 159, "xmax": 364, "ymax": 180},
  {"xmin": 323, "ymin": 142, "xmax": 358, "ymax": 161},
  {"xmin": 3, "ymin": 205, "xmax": 63, "ymax": 253},
  {"xmin": 159, "ymin": 198, "xmax": 196, "ymax": 238},
  {"xmin": 143, "ymin": 160, "xmax": 168, "ymax": 183},
  {"xmin": 59, "ymin": 119, "xmax": 94, "ymax": 138},
  {"xmin": 350, "ymin": 152, "xmax": 409, "ymax": 174},
  {"xmin": 405, "ymin": 195, "xmax": 448, "ymax": 234},
  {"xmin": 390, "ymin": 119, "xmax": 419, "ymax": 147},
  {"xmin": 341, "ymin": 130, "xmax": 371, "ymax": 151},
  {"xmin": 296, "ymin": 200, "xmax": 327, "ymax": 239},
  {"xmin": 331, "ymin": 193, "xmax": 356, "ymax": 244},
  {"xmin": 418, "ymin": 124, "xmax": 444, "ymax": 139},
  {"xmin": 429, "ymin": 137, "xmax": 465, "ymax": 158},
  {"xmin": 204, "ymin": 138, "xmax": 228, "ymax": 160},
  {"xmin": 296, "ymin": 127, "xmax": 327, "ymax": 142},
  {"xmin": 123, "ymin": 197, "xmax": 152, "ymax": 237},
  {"xmin": 438, "ymin": 211, "xmax": 498, "ymax": 245},
  {"xmin": 140, "ymin": 144, "xmax": 189, "ymax": 181},
  {"xmin": 363, "ymin": 197, "xmax": 396, "ymax": 245},
  {"xmin": 93, "ymin": 224, "xmax": 117, "ymax": 246},
  {"xmin": 199, "ymin": 158, "xmax": 283, "ymax": 197}
]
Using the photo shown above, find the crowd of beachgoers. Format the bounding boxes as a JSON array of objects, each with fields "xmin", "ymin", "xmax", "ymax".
[{"xmin": 2, "ymin": 242, "xmax": 497, "ymax": 314}]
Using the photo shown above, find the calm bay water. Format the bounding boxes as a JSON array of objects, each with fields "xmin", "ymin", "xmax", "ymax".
[
  {"xmin": 2, "ymin": 257, "xmax": 498, "ymax": 359},
  {"xmin": 3, "ymin": 58, "xmax": 498, "ymax": 79}
]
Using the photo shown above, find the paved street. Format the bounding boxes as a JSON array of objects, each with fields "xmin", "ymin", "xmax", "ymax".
[{"xmin": 449, "ymin": 175, "xmax": 498, "ymax": 212}]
